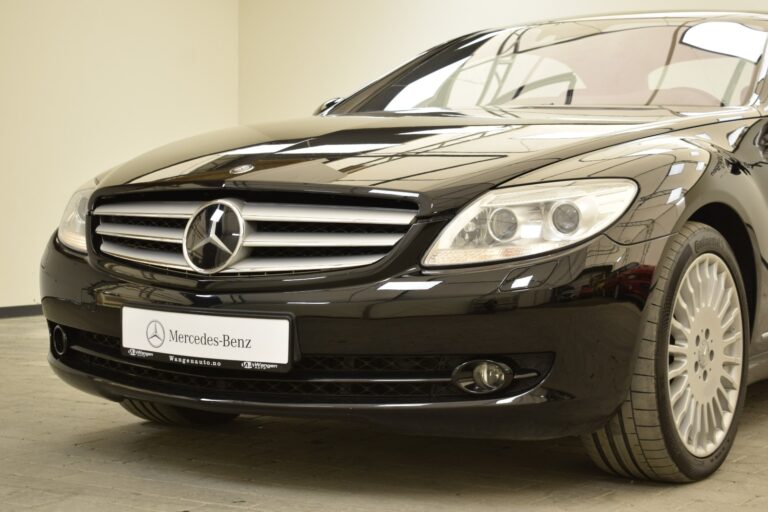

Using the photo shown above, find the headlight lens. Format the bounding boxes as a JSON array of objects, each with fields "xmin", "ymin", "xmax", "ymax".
[
  {"xmin": 422, "ymin": 179, "xmax": 638, "ymax": 267},
  {"xmin": 57, "ymin": 182, "xmax": 95, "ymax": 253}
]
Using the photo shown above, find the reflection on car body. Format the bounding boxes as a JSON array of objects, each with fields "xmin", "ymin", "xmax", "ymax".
[{"xmin": 43, "ymin": 12, "xmax": 768, "ymax": 482}]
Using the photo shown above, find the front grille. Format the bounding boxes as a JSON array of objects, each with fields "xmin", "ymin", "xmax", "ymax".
[
  {"xmin": 58, "ymin": 328, "xmax": 552, "ymax": 404},
  {"xmin": 91, "ymin": 197, "xmax": 417, "ymax": 275}
]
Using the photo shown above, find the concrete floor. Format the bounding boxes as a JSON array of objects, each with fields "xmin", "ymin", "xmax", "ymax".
[{"xmin": 2, "ymin": 316, "xmax": 768, "ymax": 511}]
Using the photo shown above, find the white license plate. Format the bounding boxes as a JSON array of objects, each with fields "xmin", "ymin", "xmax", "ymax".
[{"xmin": 121, "ymin": 307, "xmax": 291, "ymax": 371}]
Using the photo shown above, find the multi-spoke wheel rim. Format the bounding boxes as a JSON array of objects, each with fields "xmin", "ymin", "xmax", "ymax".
[{"xmin": 667, "ymin": 253, "xmax": 743, "ymax": 458}]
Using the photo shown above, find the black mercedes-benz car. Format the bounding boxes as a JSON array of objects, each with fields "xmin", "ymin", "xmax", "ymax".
[{"xmin": 42, "ymin": 12, "xmax": 768, "ymax": 482}]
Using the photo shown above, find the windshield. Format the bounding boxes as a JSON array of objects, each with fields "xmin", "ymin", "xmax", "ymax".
[{"xmin": 337, "ymin": 18, "xmax": 768, "ymax": 115}]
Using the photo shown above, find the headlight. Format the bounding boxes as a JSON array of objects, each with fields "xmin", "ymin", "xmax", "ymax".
[
  {"xmin": 422, "ymin": 179, "xmax": 638, "ymax": 267},
  {"xmin": 57, "ymin": 181, "xmax": 96, "ymax": 253}
]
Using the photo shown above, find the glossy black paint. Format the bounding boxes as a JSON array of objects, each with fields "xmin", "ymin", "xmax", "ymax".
[
  {"xmin": 44, "ymin": 231, "xmax": 669, "ymax": 438},
  {"xmin": 41, "ymin": 12, "xmax": 768, "ymax": 439}
]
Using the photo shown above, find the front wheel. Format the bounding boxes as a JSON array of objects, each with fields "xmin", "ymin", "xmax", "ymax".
[{"xmin": 582, "ymin": 222, "xmax": 749, "ymax": 482}]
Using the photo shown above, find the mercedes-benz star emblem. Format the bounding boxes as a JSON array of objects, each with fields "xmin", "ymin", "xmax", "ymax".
[
  {"xmin": 183, "ymin": 199, "xmax": 245, "ymax": 274},
  {"xmin": 145, "ymin": 320, "xmax": 166, "ymax": 348}
]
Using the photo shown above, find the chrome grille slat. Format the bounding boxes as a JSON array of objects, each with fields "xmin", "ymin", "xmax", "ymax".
[
  {"xmin": 243, "ymin": 232, "xmax": 402, "ymax": 248},
  {"xmin": 224, "ymin": 254, "xmax": 387, "ymax": 273},
  {"xmin": 100, "ymin": 241, "xmax": 189, "ymax": 270},
  {"xmin": 92, "ymin": 196, "xmax": 416, "ymax": 275},
  {"xmin": 96, "ymin": 223, "xmax": 184, "ymax": 244},
  {"xmin": 95, "ymin": 202, "xmax": 416, "ymax": 225},
  {"xmin": 93, "ymin": 202, "xmax": 202, "ymax": 219},
  {"xmin": 241, "ymin": 203, "xmax": 415, "ymax": 225}
]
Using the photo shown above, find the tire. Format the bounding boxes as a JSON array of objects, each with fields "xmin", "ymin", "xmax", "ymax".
[
  {"xmin": 582, "ymin": 222, "xmax": 750, "ymax": 482},
  {"xmin": 121, "ymin": 399, "xmax": 239, "ymax": 427}
]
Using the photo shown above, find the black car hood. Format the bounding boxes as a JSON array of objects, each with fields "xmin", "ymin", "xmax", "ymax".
[{"xmin": 100, "ymin": 106, "xmax": 756, "ymax": 212}]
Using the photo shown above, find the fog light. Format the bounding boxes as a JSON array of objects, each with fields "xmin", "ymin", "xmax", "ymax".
[
  {"xmin": 452, "ymin": 360, "xmax": 513, "ymax": 395},
  {"xmin": 51, "ymin": 325, "xmax": 68, "ymax": 357}
]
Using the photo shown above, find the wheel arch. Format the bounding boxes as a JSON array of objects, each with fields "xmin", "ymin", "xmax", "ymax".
[{"xmin": 685, "ymin": 203, "xmax": 757, "ymax": 337}]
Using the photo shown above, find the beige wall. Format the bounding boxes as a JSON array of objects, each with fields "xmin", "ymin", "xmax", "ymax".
[
  {"xmin": 3, "ymin": 0, "xmax": 768, "ymax": 306},
  {"xmin": 238, "ymin": 0, "xmax": 768, "ymax": 123},
  {"xmin": 0, "ymin": 0, "xmax": 239, "ymax": 307}
]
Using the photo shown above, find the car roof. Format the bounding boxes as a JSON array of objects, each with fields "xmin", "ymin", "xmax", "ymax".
[{"xmin": 557, "ymin": 11, "xmax": 768, "ymax": 25}]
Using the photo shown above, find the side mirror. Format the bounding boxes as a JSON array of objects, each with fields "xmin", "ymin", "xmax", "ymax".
[{"xmin": 314, "ymin": 97, "xmax": 343, "ymax": 116}]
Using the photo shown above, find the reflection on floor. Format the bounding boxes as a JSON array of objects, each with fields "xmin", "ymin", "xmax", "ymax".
[{"xmin": 2, "ymin": 316, "xmax": 768, "ymax": 511}]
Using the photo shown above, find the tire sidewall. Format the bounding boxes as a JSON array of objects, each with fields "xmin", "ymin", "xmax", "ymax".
[{"xmin": 655, "ymin": 225, "xmax": 750, "ymax": 480}]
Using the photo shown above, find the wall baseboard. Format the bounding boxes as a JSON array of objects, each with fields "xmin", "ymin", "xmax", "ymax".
[{"xmin": 0, "ymin": 304, "xmax": 43, "ymax": 319}]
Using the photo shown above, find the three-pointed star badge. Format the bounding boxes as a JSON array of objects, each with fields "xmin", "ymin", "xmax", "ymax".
[
  {"xmin": 145, "ymin": 320, "xmax": 165, "ymax": 348},
  {"xmin": 189, "ymin": 208, "xmax": 235, "ymax": 255},
  {"xmin": 183, "ymin": 201, "xmax": 245, "ymax": 273}
]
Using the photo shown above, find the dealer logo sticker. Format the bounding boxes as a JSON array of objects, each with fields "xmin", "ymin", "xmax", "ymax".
[
  {"xmin": 128, "ymin": 348, "xmax": 153, "ymax": 358},
  {"xmin": 145, "ymin": 320, "xmax": 166, "ymax": 348}
]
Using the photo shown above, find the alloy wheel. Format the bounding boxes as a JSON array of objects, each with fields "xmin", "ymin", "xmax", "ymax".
[{"xmin": 667, "ymin": 253, "xmax": 744, "ymax": 457}]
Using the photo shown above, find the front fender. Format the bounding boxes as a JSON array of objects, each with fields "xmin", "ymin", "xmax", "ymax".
[{"xmin": 507, "ymin": 118, "xmax": 768, "ymax": 249}]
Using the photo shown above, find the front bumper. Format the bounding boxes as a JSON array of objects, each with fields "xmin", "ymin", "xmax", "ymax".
[{"xmin": 41, "ymin": 233, "xmax": 669, "ymax": 439}]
